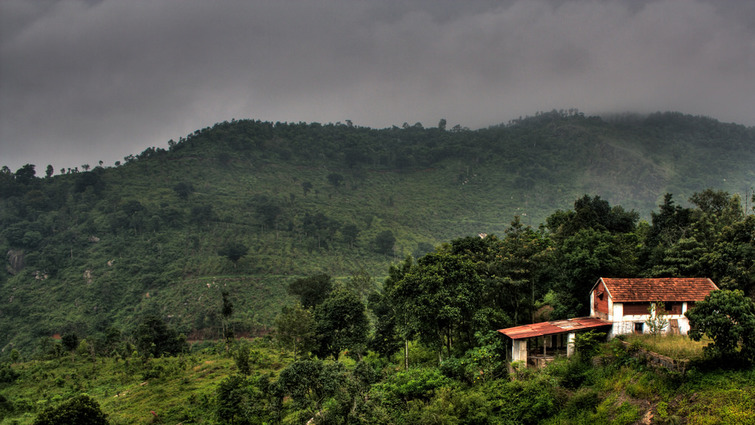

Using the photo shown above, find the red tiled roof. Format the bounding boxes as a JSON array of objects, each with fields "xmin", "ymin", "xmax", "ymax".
[
  {"xmin": 597, "ymin": 277, "xmax": 718, "ymax": 302},
  {"xmin": 497, "ymin": 317, "xmax": 613, "ymax": 340}
]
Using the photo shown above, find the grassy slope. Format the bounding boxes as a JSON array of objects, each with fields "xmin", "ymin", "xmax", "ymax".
[{"xmin": 1, "ymin": 341, "xmax": 753, "ymax": 424}]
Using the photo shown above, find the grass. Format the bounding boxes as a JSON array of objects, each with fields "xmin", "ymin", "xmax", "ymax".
[
  {"xmin": 622, "ymin": 334, "xmax": 710, "ymax": 361},
  {"xmin": 0, "ymin": 341, "xmax": 291, "ymax": 425}
]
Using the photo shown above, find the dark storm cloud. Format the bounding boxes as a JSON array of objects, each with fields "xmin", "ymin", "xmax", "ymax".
[{"xmin": 1, "ymin": 0, "xmax": 754, "ymax": 172}]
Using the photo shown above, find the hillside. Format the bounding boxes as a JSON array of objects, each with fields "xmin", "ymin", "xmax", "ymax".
[
  {"xmin": 1, "ymin": 110, "xmax": 754, "ymax": 354},
  {"xmin": 1, "ymin": 338, "xmax": 753, "ymax": 424}
]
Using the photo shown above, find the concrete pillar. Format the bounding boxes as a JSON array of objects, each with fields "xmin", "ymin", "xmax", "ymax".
[
  {"xmin": 566, "ymin": 333, "xmax": 576, "ymax": 357},
  {"xmin": 512, "ymin": 339, "xmax": 527, "ymax": 363}
]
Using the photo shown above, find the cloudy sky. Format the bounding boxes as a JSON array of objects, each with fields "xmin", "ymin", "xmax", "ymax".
[{"xmin": 1, "ymin": 0, "xmax": 754, "ymax": 173}]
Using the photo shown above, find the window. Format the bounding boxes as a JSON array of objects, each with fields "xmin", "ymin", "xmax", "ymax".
[
  {"xmin": 623, "ymin": 303, "xmax": 650, "ymax": 316},
  {"xmin": 664, "ymin": 302, "xmax": 682, "ymax": 314},
  {"xmin": 634, "ymin": 322, "xmax": 644, "ymax": 334}
]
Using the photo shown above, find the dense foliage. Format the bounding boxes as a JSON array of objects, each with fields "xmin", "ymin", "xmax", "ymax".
[{"xmin": 686, "ymin": 289, "xmax": 755, "ymax": 362}]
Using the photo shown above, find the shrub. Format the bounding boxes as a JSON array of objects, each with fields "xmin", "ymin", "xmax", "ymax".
[
  {"xmin": 686, "ymin": 289, "xmax": 755, "ymax": 363},
  {"xmin": 0, "ymin": 363, "xmax": 19, "ymax": 383},
  {"xmin": 32, "ymin": 394, "xmax": 108, "ymax": 425},
  {"xmin": 372, "ymin": 368, "xmax": 452, "ymax": 406}
]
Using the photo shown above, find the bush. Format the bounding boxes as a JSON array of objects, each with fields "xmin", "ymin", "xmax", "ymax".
[
  {"xmin": 372, "ymin": 368, "xmax": 452, "ymax": 406},
  {"xmin": 216, "ymin": 374, "xmax": 268, "ymax": 425},
  {"xmin": 565, "ymin": 388, "xmax": 601, "ymax": 415},
  {"xmin": 491, "ymin": 375, "xmax": 559, "ymax": 425},
  {"xmin": 32, "ymin": 394, "xmax": 108, "ymax": 425},
  {"xmin": 548, "ymin": 356, "xmax": 593, "ymax": 389},
  {"xmin": 686, "ymin": 289, "xmax": 755, "ymax": 363},
  {"xmin": 0, "ymin": 363, "xmax": 19, "ymax": 383}
]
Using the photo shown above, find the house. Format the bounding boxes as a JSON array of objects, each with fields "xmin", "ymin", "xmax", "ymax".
[
  {"xmin": 590, "ymin": 277, "xmax": 718, "ymax": 337},
  {"xmin": 498, "ymin": 277, "xmax": 718, "ymax": 366}
]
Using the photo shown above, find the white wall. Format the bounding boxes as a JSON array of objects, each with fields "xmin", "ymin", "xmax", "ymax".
[{"xmin": 609, "ymin": 302, "xmax": 692, "ymax": 337}]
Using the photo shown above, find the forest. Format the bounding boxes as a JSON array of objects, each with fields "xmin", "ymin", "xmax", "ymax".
[{"xmin": 0, "ymin": 111, "xmax": 754, "ymax": 423}]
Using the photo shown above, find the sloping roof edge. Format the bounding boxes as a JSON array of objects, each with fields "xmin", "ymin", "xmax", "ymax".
[
  {"xmin": 497, "ymin": 317, "xmax": 613, "ymax": 340},
  {"xmin": 599, "ymin": 277, "xmax": 718, "ymax": 302}
]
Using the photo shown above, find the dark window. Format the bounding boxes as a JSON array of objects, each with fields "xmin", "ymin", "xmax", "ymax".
[
  {"xmin": 623, "ymin": 303, "xmax": 650, "ymax": 315},
  {"xmin": 664, "ymin": 302, "xmax": 683, "ymax": 314},
  {"xmin": 634, "ymin": 322, "xmax": 644, "ymax": 333}
]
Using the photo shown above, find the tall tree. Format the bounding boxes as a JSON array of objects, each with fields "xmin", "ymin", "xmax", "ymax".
[
  {"xmin": 390, "ymin": 251, "xmax": 482, "ymax": 358},
  {"xmin": 288, "ymin": 273, "xmax": 333, "ymax": 309},
  {"xmin": 314, "ymin": 287, "xmax": 369, "ymax": 360},
  {"xmin": 494, "ymin": 217, "xmax": 550, "ymax": 324},
  {"xmin": 219, "ymin": 242, "xmax": 248, "ymax": 267},
  {"xmin": 686, "ymin": 289, "xmax": 755, "ymax": 363},
  {"xmin": 221, "ymin": 290, "xmax": 234, "ymax": 344},
  {"xmin": 134, "ymin": 314, "xmax": 187, "ymax": 357},
  {"xmin": 275, "ymin": 302, "xmax": 316, "ymax": 360},
  {"xmin": 374, "ymin": 230, "xmax": 396, "ymax": 255}
]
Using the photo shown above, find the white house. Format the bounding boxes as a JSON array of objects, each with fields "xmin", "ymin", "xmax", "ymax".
[
  {"xmin": 589, "ymin": 277, "xmax": 718, "ymax": 337},
  {"xmin": 499, "ymin": 277, "xmax": 718, "ymax": 365}
]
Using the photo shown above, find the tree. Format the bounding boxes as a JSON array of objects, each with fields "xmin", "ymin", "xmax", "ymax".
[
  {"xmin": 61, "ymin": 332, "xmax": 79, "ymax": 353},
  {"xmin": 288, "ymin": 273, "xmax": 333, "ymax": 309},
  {"xmin": 74, "ymin": 171, "xmax": 104, "ymax": 194},
  {"xmin": 33, "ymin": 394, "xmax": 109, "ymax": 425},
  {"xmin": 326, "ymin": 173, "xmax": 344, "ymax": 188},
  {"xmin": 219, "ymin": 242, "xmax": 248, "ymax": 266},
  {"xmin": 233, "ymin": 343, "xmax": 254, "ymax": 376},
  {"xmin": 301, "ymin": 212, "xmax": 341, "ymax": 249},
  {"xmin": 173, "ymin": 182, "xmax": 195, "ymax": 200},
  {"xmin": 134, "ymin": 314, "xmax": 187, "ymax": 357},
  {"xmin": 275, "ymin": 302, "xmax": 316, "ymax": 360},
  {"xmin": 277, "ymin": 359, "xmax": 346, "ymax": 413},
  {"xmin": 547, "ymin": 194, "xmax": 638, "ymax": 238},
  {"xmin": 341, "ymin": 223, "xmax": 360, "ymax": 248},
  {"xmin": 14, "ymin": 164, "xmax": 36, "ymax": 185},
  {"xmin": 255, "ymin": 202, "xmax": 281, "ymax": 229},
  {"xmin": 381, "ymin": 256, "xmax": 415, "ymax": 368},
  {"xmin": 301, "ymin": 181, "xmax": 313, "ymax": 196},
  {"xmin": 686, "ymin": 289, "xmax": 755, "ymax": 362},
  {"xmin": 374, "ymin": 230, "xmax": 396, "ymax": 255},
  {"xmin": 644, "ymin": 302, "xmax": 669, "ymax": 336},
  {"xmin": 45, "ymin": 164, "xmax": 54, "ymax": 178},
  {"xmin": 221, "ymin": 290, "xmax": 235, "ymax": 343},
  {"xmin": 190, "ymin": 204, "xmax": 215, "ymax": 225},
  {"xmin": 548, "ymin": 227, "xmax": 636, "ymax": 317},
  {"xmin": 390, "ymin": 251, "xmax": 482, "ymax": 358},
  {"xmin": 494, "ymin": 217, "xmax": 550, "ymax": 324},
  {"xmin": 62, "ymin": 333, "xmax": 79, "ymax": 360},
  {"xmin": 216, "ymin": 374, "xmax": 270, "ymax": 425},
  {"xmin": 314, "ymin": 288, "xmax": 369, "ymax": 360},
  {"xmin": 346, "ymin": 267, "xmax": 375, "ymax": 299}
]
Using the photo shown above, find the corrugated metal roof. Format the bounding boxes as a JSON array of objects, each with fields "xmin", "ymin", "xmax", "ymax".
[
  {"xmin": 598, "ymin": 277, "xmax": 718, "ymax": 302},
  {"xmin": 497, "ymin": 317, "xmax": 613, "ymax": 340}
]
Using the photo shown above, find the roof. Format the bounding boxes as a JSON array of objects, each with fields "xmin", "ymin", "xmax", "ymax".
[
  {"xmin": 595, "ymin": 277, "xmax": 718, "ymax": 302},
  {"xmin": 498, "ymin": 317, "xmax": 613, "ymax": 340}
]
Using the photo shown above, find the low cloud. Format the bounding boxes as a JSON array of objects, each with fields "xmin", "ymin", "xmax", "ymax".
[{"xmin": 1, "ymin": 0, "xmax": 753, "ymax": 171}]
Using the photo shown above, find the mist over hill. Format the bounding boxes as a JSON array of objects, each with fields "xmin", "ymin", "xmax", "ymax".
[{"xmin": 1, "ymin": 110, "xmax": 753, "ymax": 353}]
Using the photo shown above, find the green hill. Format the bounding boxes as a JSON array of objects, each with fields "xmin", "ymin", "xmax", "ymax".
[{"xmin": 1, "ymin": 110, "xmax": 753, "ymax": 354}]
